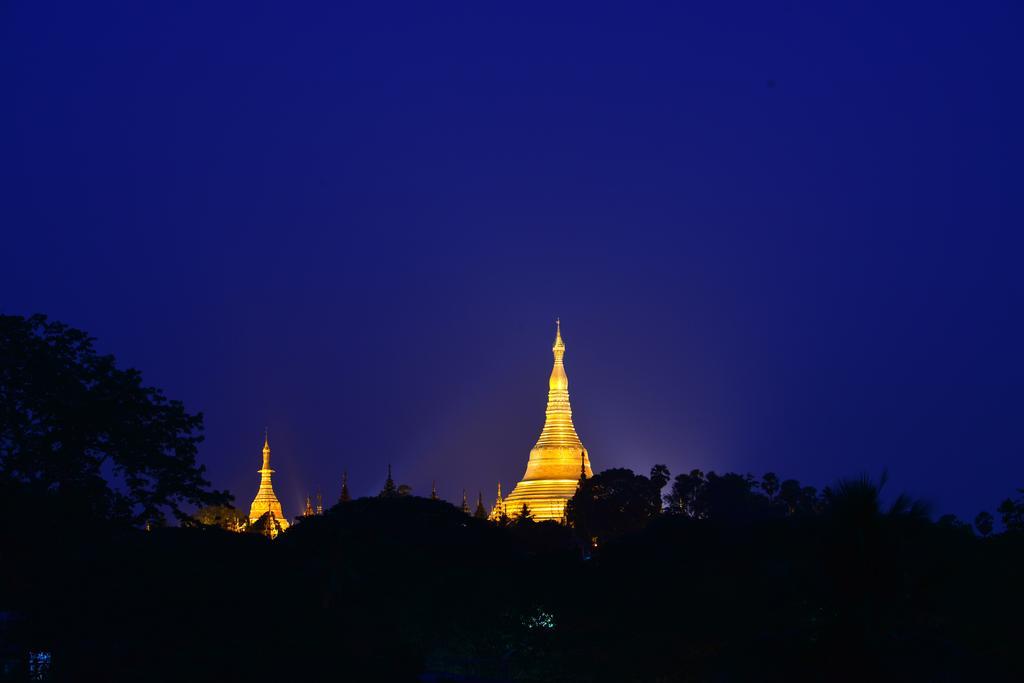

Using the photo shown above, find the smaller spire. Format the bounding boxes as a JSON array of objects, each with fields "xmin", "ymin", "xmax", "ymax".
[
  {"xmin": 577, "ymin": 450, "xmax": 588, "ymax": 490},
  {"xmin": 431, "ymin": 480, "xmax": 438, "ymax": 501},
  {"xmin": 461, "ymin": 489, "xmax": 469, "ymax": 514},
  {"xmin": 380, "ymin": 464, "xmax": 396, "ymax": 497},
  {"xmin": 340, "ymin": 470, "xmax": 351, "ymax": 503},
  {"xmin": 260, "ymin": 429, "xmax": 272, "ymax": 471},
  {"xmin": 316, "ymin": 489, "xmax": 323, "ymax": 515},
  {"xmin": 488, "ymin": 481, "xmax": 505, "ymax": 522},
  {"xmin": 303, "ymin": 495, "xmax": 314, "ymax": 517}
]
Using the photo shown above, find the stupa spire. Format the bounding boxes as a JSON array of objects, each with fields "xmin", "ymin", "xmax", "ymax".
[
  {"xmin": 538, "ymin": 319, "xmax": 577, "ymax": 446},
  {"xmin": 502, "ymin": 321, "xmax": 594, "ymax": 522},
  {"xmin": 488, "ymin": 481, "xmax": 506, "ymax": 521},
  {"xmin": 262, "ymin": 429, "xmax": 271, "ymax": 470},
  {"xmin": 249, "ymin": 430, "xmax": 289, "ymax": 531}
]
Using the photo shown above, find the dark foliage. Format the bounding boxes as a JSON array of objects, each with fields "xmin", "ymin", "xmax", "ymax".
[
  {"xmin": 4, "ymin": 477, "xmax": 1024, "ymax": 682},
  {"xmin": 975, "ymin": 510, "xmax": 994, "ymax": 537},
  {"xmin": 997, "ymin": 490, "xmax": 1024, "ymax": 532},
  {"xmin": 566, "ymin": 467, "xmax": 662, "ymax": 544},
  {"xmin": 4, "ymin": 315, "xmax": 1024, "ymax": 680},
  {"xmin": 0, "ymin": 314, "xmax": 228, "ymax": 525}
]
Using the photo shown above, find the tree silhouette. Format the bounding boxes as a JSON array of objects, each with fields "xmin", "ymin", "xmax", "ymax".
[
  {"xmin": 516, "ymin": 503, "xmax": 534, "ymax": 523},
  {"xmin": 0, "ymin": 314, "xmax": 229, "ymax": 526},
  {"xmin": 997, "ymin": 492, "xmax": 1024, "ymax": 532},
  {"xmin": 778, "ymin": 478, "xmax": 802, "ymax": 515},
  {"xmin": 823, "ymin": 472, "xmax": 930, "ymax": 524},
  {"xmin": 567, "ymin": 468, "xmax": 662, "ymax": 544},
  {"xmin": 974, "ymin": 510, "xmax": 994, "ymax": 537},
  {"xmin": 664, "ymin": 469, "xmax": 706, "ymax": 517},
  {"xmin": 761, "ymin": 472, "xmax": 779, "ymax": 503},
  {"xmin": 694, "ymin": 472, "xmax": 770, "ymax": 523},
  {"xmin": 649, "ymin": 464, "xmax": 670, "ymax": 493},
  {"xmin": 937, "ymin": 513, "xmax": 969, "ymax": 531}
]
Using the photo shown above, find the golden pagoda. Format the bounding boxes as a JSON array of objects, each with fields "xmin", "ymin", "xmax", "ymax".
[
  {"xmin": 502, "ymin": 320, "xmax": 593, "ymax": 522},
  {"xmin": 487, "ymin": 482, "xmax": 506, "ymax": 521},
  {"xmin": 249, "ymin": 432, "xmax": 289, "ymax": 531}
]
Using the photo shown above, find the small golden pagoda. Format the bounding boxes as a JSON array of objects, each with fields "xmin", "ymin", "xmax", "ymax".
[
  {"xmin": 249, "ymin": 432, "xmax": 289, "ymax": 531},
  {"xmin": 487, "ymin": 482, "xmax": 506, "ymax": 521},
  {"xmin": 502, "ymin": 320, "xmax": 593, "ymax": 522}
]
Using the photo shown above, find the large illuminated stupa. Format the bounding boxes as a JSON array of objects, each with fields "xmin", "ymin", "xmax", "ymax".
[
  {"xmin": 248, "ymin": 433, "xmax": 289, "ymax": 531},
  {"xmin": 501, "ymin": 320, "xmax": 593, "ymax": 522}
]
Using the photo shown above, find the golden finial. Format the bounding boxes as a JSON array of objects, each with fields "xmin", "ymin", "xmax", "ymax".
[
  {"xmin": 553, "ymin": 318, "xmax": 565, "ymax": 352},
  {"xmin": 260, "ymin": 429, "xmax": 272, "ymax": 472}
]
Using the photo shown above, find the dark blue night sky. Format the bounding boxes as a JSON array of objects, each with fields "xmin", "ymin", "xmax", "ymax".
[{"xmin": 3, "ymin": 2, "xmax": 1022, "ymax": 521}]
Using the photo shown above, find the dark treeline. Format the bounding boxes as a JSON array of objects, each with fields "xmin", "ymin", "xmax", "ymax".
[{"xmin": 3, "ymin": 314, "xmax": 1024, "ymax": 682}]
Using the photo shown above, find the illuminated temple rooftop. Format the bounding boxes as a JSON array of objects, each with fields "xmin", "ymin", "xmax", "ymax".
[
  {"xmin": 249, "ymin": 433, "xmax": 289, "ymax": 531},
  {"xmin": 499, "ymin": 320, "xmax": 593, "ymax": 522}
]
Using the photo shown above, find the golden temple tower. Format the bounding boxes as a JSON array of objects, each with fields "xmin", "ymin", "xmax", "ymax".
[
  {"xmin": 249, "ymin": 432, "xmax": 290, "ymax": 531},
  {"xmin": 503, "ymin": 320, "xmax": 593, "ymax": 522},
  {"xmin": 487, "ymin": 481, "xmax": 506, "ymax": 521}
]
